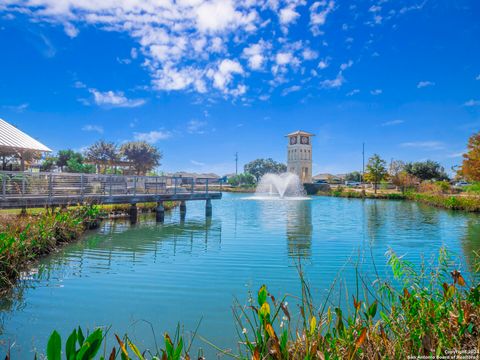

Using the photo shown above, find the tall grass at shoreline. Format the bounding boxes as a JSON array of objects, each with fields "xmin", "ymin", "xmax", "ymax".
[
  {"xmin": 320, "ymin": 187, "xmax": 480, "ymax": 212},
  {"xmin": 0, "ymin": 205, "xmax": 102, "ymax": 290},
  {"xmin": 29, "ymin": 248, "xmax": 480, "ymax": 359}
]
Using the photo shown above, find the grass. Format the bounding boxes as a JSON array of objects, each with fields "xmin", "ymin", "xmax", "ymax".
[
  {"xmin": 29, "ymin": 248, "xmax": 480, "ymax": 359},
  {"xmin": 0, "ymin": 205, "xmax": 103, "ymax": 291},
  {"xmin": 0, "ymin": 202, "xmax": 178, "ymax": 291},
  {"xmin": 318, "ymin": 187, "xmax": 480, "ymax": 212}
]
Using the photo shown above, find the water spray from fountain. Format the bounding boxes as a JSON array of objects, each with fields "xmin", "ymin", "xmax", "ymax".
[{"xmin": 254, "ymin": 172, "xmax": 307, "ymax": 199}]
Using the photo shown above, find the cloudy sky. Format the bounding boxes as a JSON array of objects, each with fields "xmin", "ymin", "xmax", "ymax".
[{"xmin": 0, "ymin": 0, "xmax": 479, "ymax": 175}]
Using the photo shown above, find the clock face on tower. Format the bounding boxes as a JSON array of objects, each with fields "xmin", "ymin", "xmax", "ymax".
[
  {"xmin": 290, "ymin": 136, "xmax": 297, "ymax": 145},
  {"xmin": 300, "ymin": 136, "xmax": 309, "ymax": 145}
]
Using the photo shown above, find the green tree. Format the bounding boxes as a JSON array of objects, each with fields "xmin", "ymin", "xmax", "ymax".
[
  {"xmin": 65, "ymin": 157, "xmax": 96, "ymax": 173},
  {"xmin": 84, "ymin": 140, "xmax": 118, "ymax": 174},
  {"xmin": 244, "ymin": 158, "xmax": 287, "ymax": 182},
  {"xmin": 364, "ymin": 154, "xmax": 388, "ymax": 193},
  {"xmin": 228, "ymin": 173, "xmax": 256, "ymax": 186},
  {"xmin": 345, "ymin": 171, "xmax": 362, "ymax": 182},
  {"xmin": 120, "ymin": 141, "xmax": 162, "ymax": 175},
  {"xmin": 56, "ymin": 150, "xmax": 83, "ymax": 171},
  {"xmin": 459, "ymin": 131, "xmax": 480, "ymax": 181},
  {"xmin": 405, "ymin": 160, "xmax": 449, "ymax": 181},
  {"xmin": 40, "ymin": 156, "xmax": 57, "ymax": 172}
]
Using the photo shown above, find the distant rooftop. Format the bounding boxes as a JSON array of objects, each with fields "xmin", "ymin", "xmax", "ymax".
[
  {"xmin": 0, "ymin": 118, "xmax": 51, "ymax": 153},
  {"xmin": 285, "ymin": 130, "xmax": 315, "ymax": 137}
]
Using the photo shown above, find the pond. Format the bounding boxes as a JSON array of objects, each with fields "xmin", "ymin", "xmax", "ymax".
[{"xmin": 1, "ymin": 193, "xmax": 479, "ymax": 357}]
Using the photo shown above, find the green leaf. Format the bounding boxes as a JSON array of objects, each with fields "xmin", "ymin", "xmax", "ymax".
[
  {"xmin": 258, "ymin": 285, "xmax": 267, "ymax": 306},
  {"xmin": 78, "ymin": 327, "xmax": 85, "ymax": 347},
  {"xmin": 173, "ymin": 338, "xmax": 183, "ymax": 360},
  {"xmin": 164, "ymin": 334, "xmax": 174, "ymax": 358},
  {"xmin": 127, "ymin": 339, "xmax": 144, "ymax": 360},
  {"xmin": 66, "ymin": 329, "xmax": 77, "ymax": 360},
  {"xmin": 47, "ymin": 331, "xmax": 62, "ymax": 360},
  {"xmin": 367, "ymin": 302, "xmax": 378, "ymax": 319}
]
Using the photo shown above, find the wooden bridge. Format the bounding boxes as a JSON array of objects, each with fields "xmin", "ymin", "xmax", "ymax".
[{"xmin": 0, "ymin": 171, "xmax": 222, "ymax": 221}]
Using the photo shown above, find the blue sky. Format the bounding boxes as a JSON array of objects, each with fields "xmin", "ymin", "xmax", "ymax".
[{"xmin": 0, "ymin": 0, "xmax": 479, "ymax": 175}]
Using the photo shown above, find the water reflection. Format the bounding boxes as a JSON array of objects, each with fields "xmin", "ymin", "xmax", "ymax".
[
  {"xmin": 0, "ymin": 194, "xmax": 479, "ymax": 357},
  {"xmin": 286, "ymin": 201, "xmax": 312, "ymax": 259}
]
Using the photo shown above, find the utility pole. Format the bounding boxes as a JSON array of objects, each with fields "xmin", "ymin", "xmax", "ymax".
[
  {"xmin": 235, "ymin": 152, "xmax": 238, "ymax": 175},
  {"xmin": 362, "ymin": 142, "xmax": 365, "ymax": 183}
]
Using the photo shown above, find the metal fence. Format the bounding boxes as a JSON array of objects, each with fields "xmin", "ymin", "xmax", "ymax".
[{"xmin": 0, "ymin": 171, "xmax": 222, "ymax": 200}]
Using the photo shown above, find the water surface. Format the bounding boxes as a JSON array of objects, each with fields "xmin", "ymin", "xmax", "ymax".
[{"xmin": 1, "ymin": 193, "xmax": 479, "ymax": 357}]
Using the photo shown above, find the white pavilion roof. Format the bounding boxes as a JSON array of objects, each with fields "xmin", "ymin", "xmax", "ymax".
[{"xmin": 0, "ymin": 118, "xmax": 52, "ymax": 153}]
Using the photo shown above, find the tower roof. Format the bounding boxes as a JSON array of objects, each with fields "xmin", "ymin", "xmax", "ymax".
[{"xmin": 285, "ymin": 130, "xmax": 315, "ymax": 137}]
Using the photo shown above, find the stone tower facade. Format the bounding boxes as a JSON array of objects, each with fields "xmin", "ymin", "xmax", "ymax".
[{"xmin": 286, "ymin": 130, "xmax": 314, "ymax": 184}]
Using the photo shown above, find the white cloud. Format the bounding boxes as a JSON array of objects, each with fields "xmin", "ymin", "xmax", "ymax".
[
  {"xmin": 464, "ymin": 99, "xmax": 480, "ymax": 107},
  {"xmin": 1, "ymin": 0, "xmax": 425, "ymax": 98},
  {"xmin": 3, "ymin": 103, "xmax": 29, "ymax": 112},
  {"xmin": 276, "ymin": 52, "xmax": 293, "ymax": 65},
  {"xmin": 318, "ymin": 59, "xmax": 329, "ymax": 69},
  {"xmin": 242, "ymin": 41, "xmax": 269, "ymax": 70},
  {"xmin": 476, "ymin": 74, "xmax": 480, "ymax": 80},
  {"xmin": 321, "ymin": 72, "xmax": 344, "ymax": 89},
  {"xmin": 279, "ymin": 6, "xmax": 300, "ymax": 26},
  {"xmin": 134, "ymin": 130, "xmax": 171, "ymax": 143},
  {"xmin": 346, "ymin": 89, "xmax": 359, "ymax": 96},
  {"xmin": 208, "ymin": 59, "xmax": 245, "ymax": 94},
  {"xmin": 187, "ymin": 119, "xmax": 208, "ymax": 134},
  {"xmin": 340, "ymin": 60, "xmax": 353, "ymax": 70},
  {"xmin": 417, "ymin": 80, "xmax": 435, "ymax": 88},
  {"xmin": 282, "ymin": 85, "xmax": 301, "ymax": 96},
  {"xmin": 88, "ymin": 89, "xmax": 146, "ymax": 108},
  {"xmin": 382, "ymin": 119, "xmax": 404, "ymax": 126},
  {"xmin": 82, "ymin": 124, "xmax": 104, "ymax": 134},
  {"xmin": 190, "ymin": 160, "xmax": 206, "ymax": 166},
  {"xmin": 370, "ymin": 89, "xmax": 382, "ymax": 95},
  {"xmin": 302, "ymin": 48, "xmax": 318, "ymax": 60},
  {"xmin": 310, "ymin": 1, "xmax": 335, "ymax": 35},
  {"xmin": 63, "ymin": 22, "xmax": 79, "ymax": 38},
  {"xmin": 400, "ymin": 141, "xmax": 445, "ymax": 150}
]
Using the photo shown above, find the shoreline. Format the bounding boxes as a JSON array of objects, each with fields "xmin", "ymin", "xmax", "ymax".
[
  {"xmin": 316, "ymin": 189, "xmax": 480, "ymax": 212},
  {"xmin": 0, "ymin": 202, "xmax": 177, "ymax": 293}
]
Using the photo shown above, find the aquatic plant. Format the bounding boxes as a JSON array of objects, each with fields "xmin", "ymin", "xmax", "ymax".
[
  {"xmin": 0, "ymin": 205, "xmax": 102, "ymax": 291},
  {"xmin": 37, "ymin": 248, "xmax": 479, "ymax": 359}
]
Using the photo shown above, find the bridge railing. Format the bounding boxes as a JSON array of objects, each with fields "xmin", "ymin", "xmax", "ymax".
[{"xmin": 0, "ymin": 171, "xmax": 222, "ymax": 200}]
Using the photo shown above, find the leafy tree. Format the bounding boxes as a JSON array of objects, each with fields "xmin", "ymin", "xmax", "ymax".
[
  {"xmin": 0, "ymin": 149, "xmax": 16, "ymax": 170},
  {"xmin": 120, "ymin": 141, "xmax": 162, "ymax": 175},
  {"xmin": 228, "ymin": 173, "xmax": 256, "ymax": 186},
  {"xmin": 364, "ymin": 154, "xmax": 388, "ymax": 193},
  {"xmin": 244, "ymin": 158, "xmax": 287, "ymax": 182},
  {"xmin": 65, "ymin": 158, "xmax": 96, "ymax": 173},
  {"xmin": 388, "ymin": 160, "xmax": 406, "ymax": 189},
  {"xmin": 84, "ymin": 140, "xmax": 118, "ymax": 174},
  {"xmin": 56, "ymin": 150, "xmax": 83, "ymax": 171},
  {"xmin": 345, "ymin": 171, "xmax": 362, "ymax": 182},
  {"xmin": 40, "ymin": 156, "xmax": 57, "ymax": 172},
  {"xmin": 405, "ymin": 160, "xmax": 449, "ymax": 181},
  {"xmin": 459, "ymin": 131, "xmax": 480, "ymax": 181}
]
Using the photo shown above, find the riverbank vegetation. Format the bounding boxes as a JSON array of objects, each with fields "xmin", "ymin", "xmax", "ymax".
[
  {"xmin": 35, "ymin": 248, "xmax": 479, "ymax": 359},
  {"xmin": 0, "ymin": 201, "xmax": 176, "ymax": 291},
  {"xmin": 0, "ymin": 205, "xmax": 102, "ymax": 291}
]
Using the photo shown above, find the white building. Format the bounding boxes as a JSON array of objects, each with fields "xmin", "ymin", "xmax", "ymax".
[{"xmin": 286, "ymin": 130, "xmax": 314, "ymax": 183}]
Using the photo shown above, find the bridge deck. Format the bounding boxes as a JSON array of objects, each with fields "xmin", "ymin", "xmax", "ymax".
[{"xmin": 0, "ymin": 171, "xmax": 222, "ymax": 209}]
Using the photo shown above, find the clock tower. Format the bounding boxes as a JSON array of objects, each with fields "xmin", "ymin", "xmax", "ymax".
[{"xmin": 286, "ymin": 130, "xmax": 314, "ymax": 183}]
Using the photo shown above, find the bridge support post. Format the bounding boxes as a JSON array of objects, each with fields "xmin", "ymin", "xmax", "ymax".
[
  {"xmin": 205, "ymin": 198, "xmax": 212, "ymax": 217},
  {"xmin": 156, "ymin": 201, "xmax": 165, "ymax": 223},
  {"xmin": 130, "ymin": 203, "xmax": 138, "ymax": 224},
  {"xmin": 180, "ymin": 200, "xmax": 186, "ymax": 219}
]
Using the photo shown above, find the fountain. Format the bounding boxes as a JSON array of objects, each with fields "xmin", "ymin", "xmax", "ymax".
[{"xmin": 252, "ymin": 172, "xmax": 308, "ymax": 200}]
